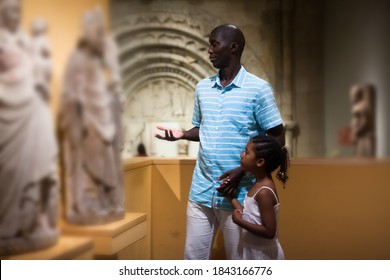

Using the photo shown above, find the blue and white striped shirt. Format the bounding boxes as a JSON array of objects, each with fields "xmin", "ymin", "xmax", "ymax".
[{"xmin": 190, "ymin": 66, "xmax": 283, "ymax": 210}]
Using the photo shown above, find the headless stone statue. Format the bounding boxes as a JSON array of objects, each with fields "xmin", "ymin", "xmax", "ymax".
[
  {"xmin": 0, "ymin": 0, "xmax": 58, "ymax": 255},
  {"xmin": 350, "ymin": 84, "xmax": 376, "ymax": 157},
  {"xmin": 60, "ymin": 7, "xmax": 124, "ymax": 225}
]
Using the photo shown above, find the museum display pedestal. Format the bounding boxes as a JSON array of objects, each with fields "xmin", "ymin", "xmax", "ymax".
[
  {"xmin": 61, "ymin": 212, "xmax": 147, "ymax": 259},
  {"xmin": 3, "ymin": 236, "xmax": 94, "ymax": 260}
]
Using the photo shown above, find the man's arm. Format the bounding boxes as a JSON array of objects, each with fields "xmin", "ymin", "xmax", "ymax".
[
  {"xmin": 266, "ymin": 123, "xmax": 285, "ymax": 147},
  {"xmin": 155, "ymin": 126, "xmax": 199, "ymax": 142},
  {"xmin": 216, "ymin": 167, "xmax": 245, "ymax": 197},
  {"xmin": 183, "ymin": 127, "xmax": 200, "ymax": 141}
]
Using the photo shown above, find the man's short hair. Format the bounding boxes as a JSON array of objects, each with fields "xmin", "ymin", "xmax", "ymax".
[{"xmin": 211, "ymin": 24, "xmax": 245, "ymax": 57}]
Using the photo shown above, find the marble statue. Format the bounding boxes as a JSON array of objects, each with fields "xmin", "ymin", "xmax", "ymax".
[
  {"xmin": 350, "ymin": 84, "xmax": 376, "ymax": 157},
  {"xmin": 59, "ymin": 7, "xmax": 124, "ymax": 225},
  {"xmin": 0, "ymin": 0, "xmax": 58, "ymax": 255}
]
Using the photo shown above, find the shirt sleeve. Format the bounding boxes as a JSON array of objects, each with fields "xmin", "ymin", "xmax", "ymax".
[
  {"xmin": 255, "ymin": 82, "xmax": 283, "ymax": 131},
  {"xmin": 191, "ymin": 85, "xmax": 201, "ymax": 127}
]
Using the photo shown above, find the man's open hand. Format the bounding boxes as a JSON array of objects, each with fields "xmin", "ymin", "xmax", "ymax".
[{"xmin": 155, "ymin": 126, "xmax": 184, "ymax": 141}]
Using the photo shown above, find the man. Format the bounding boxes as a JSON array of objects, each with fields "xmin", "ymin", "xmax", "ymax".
[{"xmin": 156, "ymin": 24, "xmax": 284, "ymax": 259}]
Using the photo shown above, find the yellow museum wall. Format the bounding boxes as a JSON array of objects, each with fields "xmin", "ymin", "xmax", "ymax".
[
  {"xmin": 123, "ymin": 158, "xmax": 390, "ymax": 260},
  {"xmin": 21, "ymin": 0, "xmax": 110, "ymax": 117},
  {"xmin": 122, "ymin": 158, "xmax": 153, "ymax": 260},
  {"xmin": 278, "ymin": 159, "xmax": 390, "ymax": 260},
  {"xmin": 150, "ymin": 160, "xmax": 195, "ymax": 260}
]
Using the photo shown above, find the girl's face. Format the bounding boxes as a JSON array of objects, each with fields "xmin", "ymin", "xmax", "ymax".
[{"xmin": 240, "ymin": 140, "xmax": 259, "ymax": 172}]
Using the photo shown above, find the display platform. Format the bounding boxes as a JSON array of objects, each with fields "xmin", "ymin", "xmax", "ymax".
[
  {"xmin": 3, "ymin": 236, "xmax": 94, "ymax": 260},
  {"xmin": 61, "ymin": 213, "xmax": 147, "ymax": 257}
]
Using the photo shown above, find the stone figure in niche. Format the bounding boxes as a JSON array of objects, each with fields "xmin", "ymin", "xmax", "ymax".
[
  {"xmin": 350, "ymin": 84, "xmax": 376, "ymax": 157},
  {"xmin": 0, "ymin": 0, "xmax": 58, "ymax": 255},
  {"xmin": 60, "ymin": 7, "xmax": 124, "ymax": 225}
]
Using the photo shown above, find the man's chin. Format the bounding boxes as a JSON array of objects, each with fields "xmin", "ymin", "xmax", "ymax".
[{"xmin": 210, "ymin": 61, "xmax": 220, "ymax": 69}]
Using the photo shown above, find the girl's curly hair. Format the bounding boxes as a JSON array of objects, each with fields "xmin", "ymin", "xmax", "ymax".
[{"xmin": 251, "ymin": 134, "xmax": 290, "ymax": 186}]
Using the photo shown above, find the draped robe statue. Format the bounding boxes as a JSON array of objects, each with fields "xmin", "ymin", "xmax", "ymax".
[
  {"xmin": 0, "ymin": 0, "xmax": 58, "ymax": 255},
  {"xmin": 60, "ymin": 8, "xmax": 124, "ymax": 225}
]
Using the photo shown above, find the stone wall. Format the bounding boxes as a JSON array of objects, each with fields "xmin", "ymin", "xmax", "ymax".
[{"xmin": 292, "ymin": 0, "xmax": 325, "ymax": 157}]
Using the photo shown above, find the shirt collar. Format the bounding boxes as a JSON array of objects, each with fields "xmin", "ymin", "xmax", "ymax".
[{"xmin": 211, "ymin": 65, "xmax": 247, "ymax": 89}]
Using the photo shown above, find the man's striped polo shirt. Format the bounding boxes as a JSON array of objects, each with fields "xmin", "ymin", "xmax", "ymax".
[{"xmin": 190, "ymin": 66, "xmax": 283, "ymax": 210}]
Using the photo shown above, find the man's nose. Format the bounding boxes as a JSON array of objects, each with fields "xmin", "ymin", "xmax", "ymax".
[{"xmin": 208, "ymin": 46, "xmax": 212, "ymax": 54}]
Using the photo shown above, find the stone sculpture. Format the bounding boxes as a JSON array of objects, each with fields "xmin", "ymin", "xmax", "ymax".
[
  {"xmin": 350, "ymin": 84, "xmax": 376, "ymax": 157},
  {"xmin": 0, "ymin": 0, "xmax": 58, "ymax": 255},
  {"xmin": 59, "ymin": 7, "xmax": 124, "ymax": 225}
]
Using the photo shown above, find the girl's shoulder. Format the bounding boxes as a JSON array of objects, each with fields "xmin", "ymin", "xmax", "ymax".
[
  {"xmin": 251, "ymin": 184, "xmax": 279, "ymax": 205},
  {"xmin": 247, "ymin": 183, "xmax": 262, "ymax": 197}
]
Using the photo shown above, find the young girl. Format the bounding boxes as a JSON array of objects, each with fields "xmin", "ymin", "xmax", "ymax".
[{"xmin": 223, "ymin": 134, "xmax": 289, "ymax": 260}]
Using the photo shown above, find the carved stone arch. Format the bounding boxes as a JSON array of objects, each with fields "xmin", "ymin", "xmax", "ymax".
[
  {"xmin": 125, "ymin": 65, "xmax": 198, "ymax": 97},
  {"xmin": 112, "ymin": 11, "xmax": 217, "ymax": 156},
  {"xmin": 113, "ymin": 14, "xmax": 215, "ymax": 101},
  {"xmin": 123, "ymin": 54, "xmax": 209, "ymax": 89}
]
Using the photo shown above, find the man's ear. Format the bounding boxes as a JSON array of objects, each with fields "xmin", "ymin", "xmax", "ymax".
[
  {"xmin": 230, "ymin": 42, "xmax": 238, "ymax": 53},
  {"xmin": 257, "ymin": 158, "xmax": 265, "ymax": 167}
]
